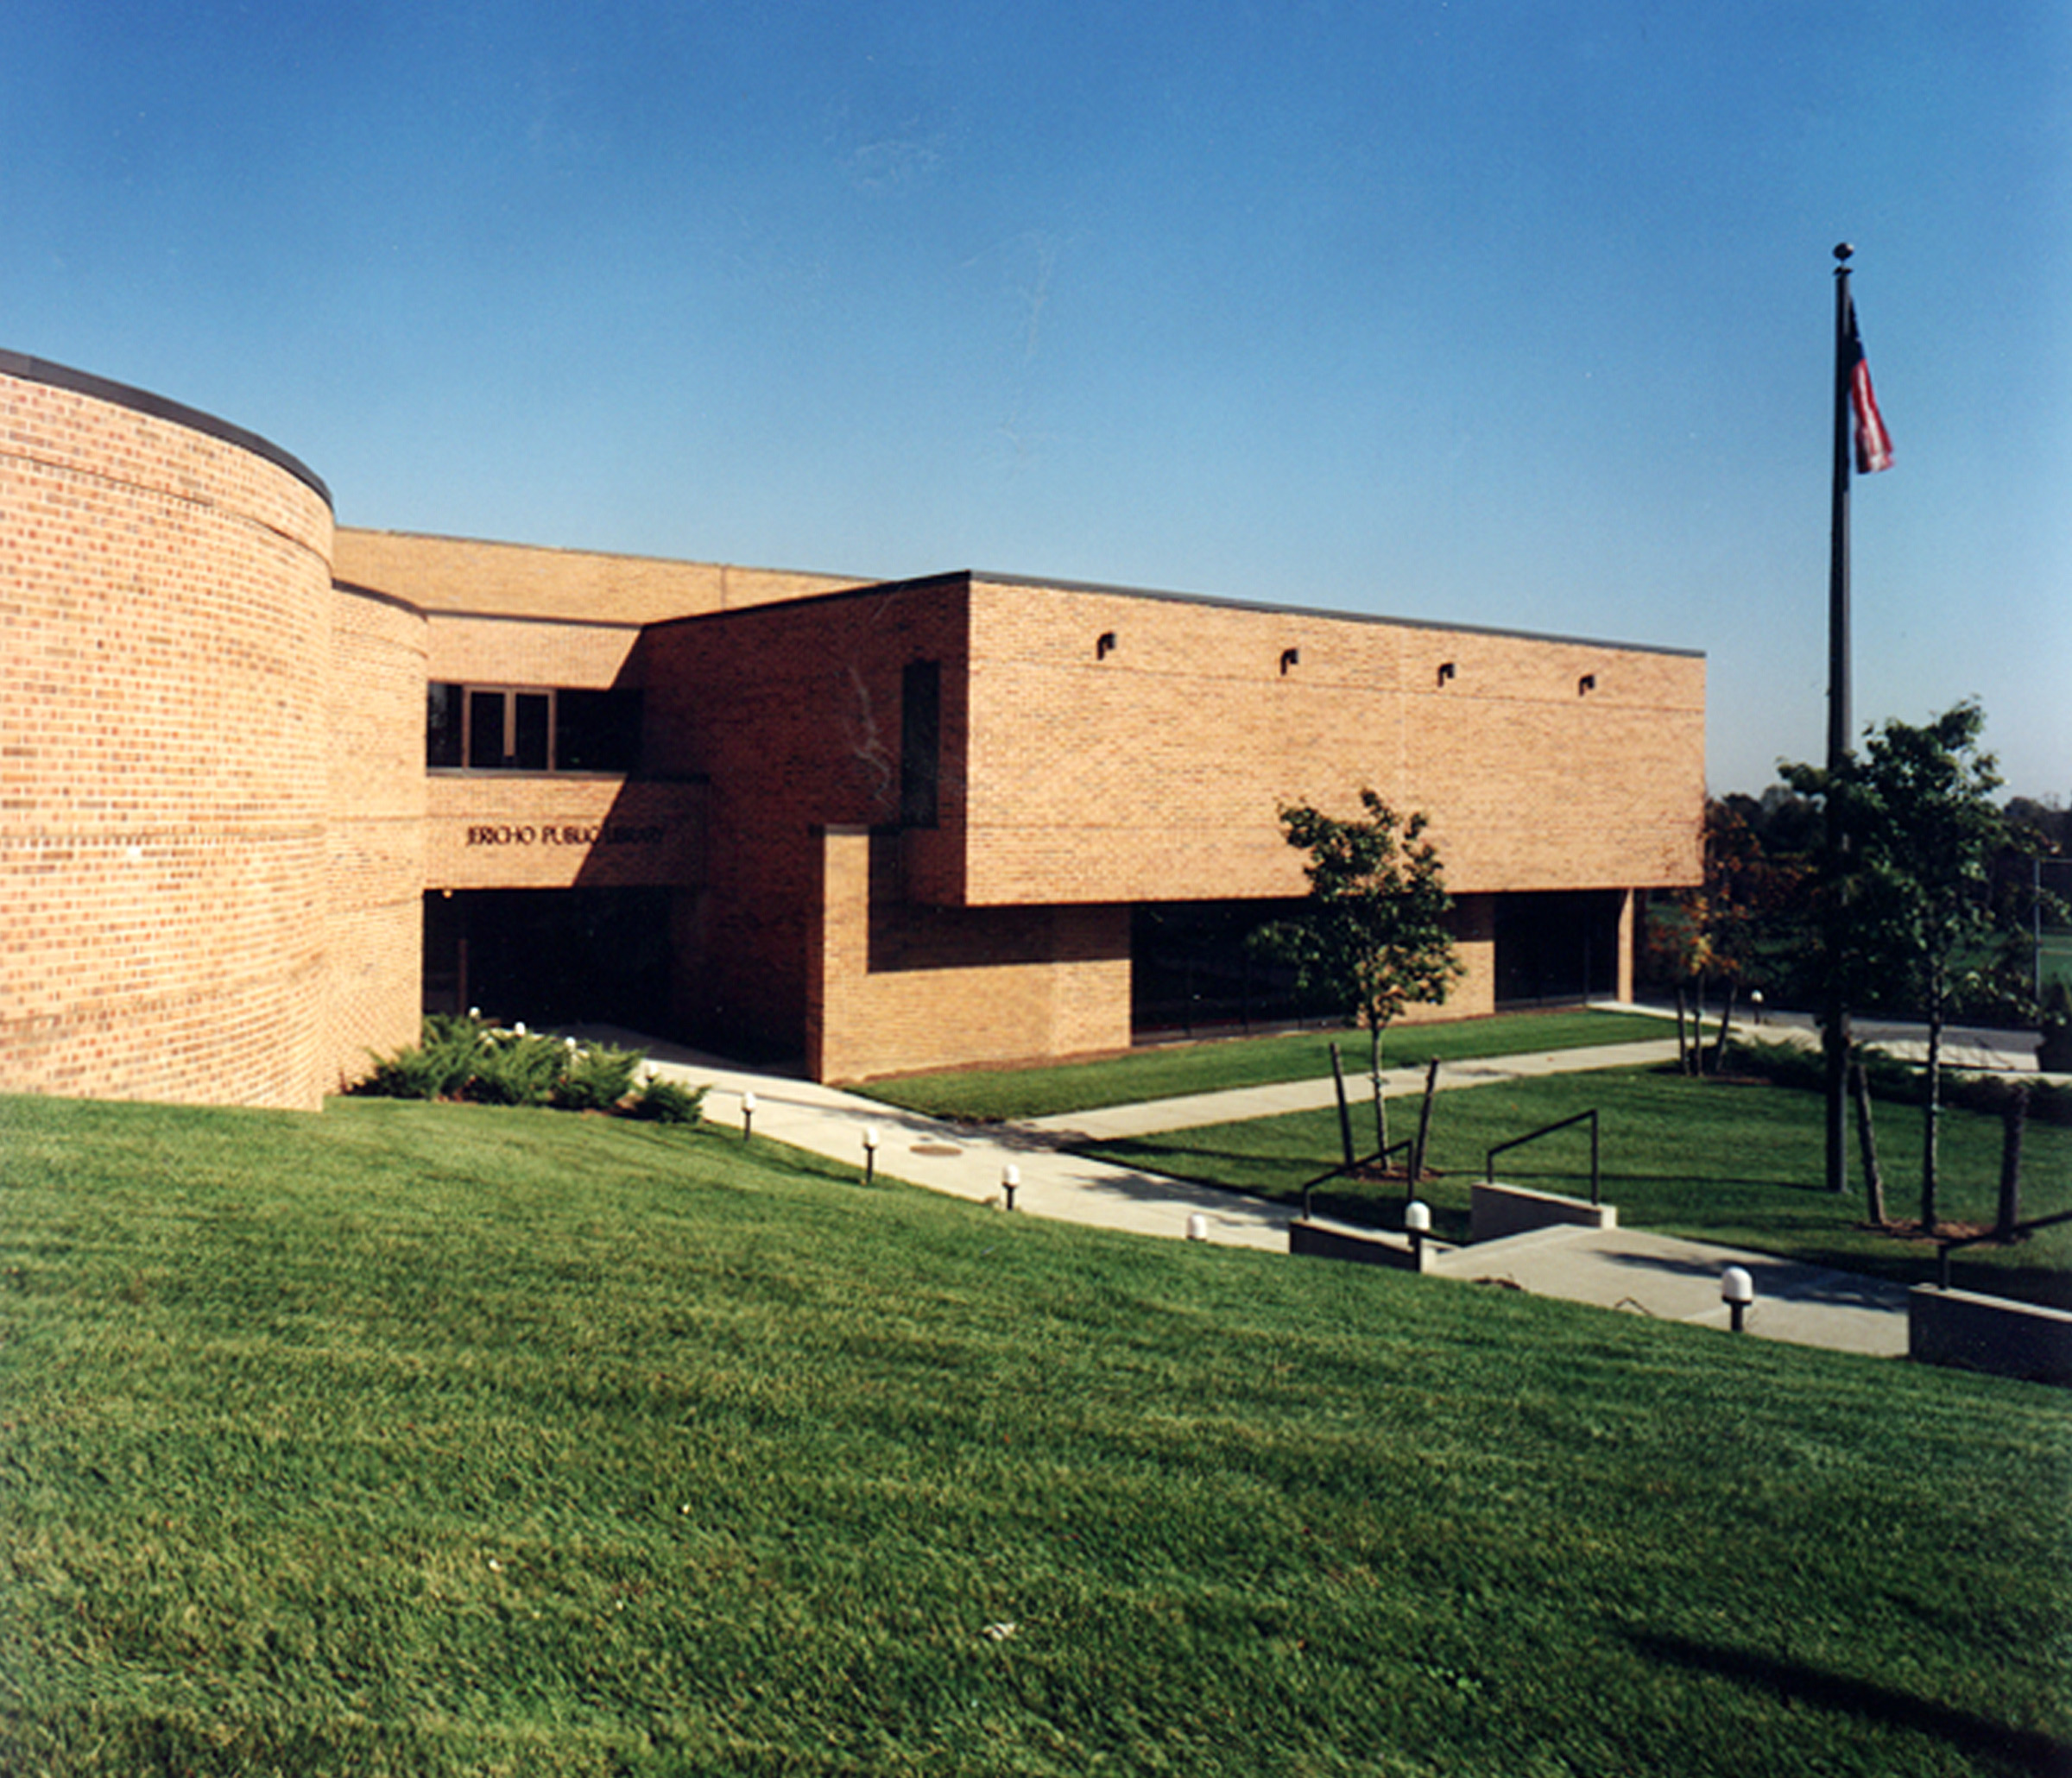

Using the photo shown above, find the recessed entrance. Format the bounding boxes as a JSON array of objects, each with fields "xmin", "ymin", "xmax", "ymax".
[{"xmin": 423, "ymin": 887, "xmax": 674, "ymax": 1031}]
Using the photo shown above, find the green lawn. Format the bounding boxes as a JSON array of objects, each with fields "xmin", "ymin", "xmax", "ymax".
[
  {"xmin": 856, "ymin": 1008, "xmax": 1670, "ymax": 1121},
  {"xmin": 3, "ymin": 1091, "xmax": 2069, "ymax": 1775},
  {"xmin": 1081, "ymin": 1065, "xmax": 2072, "ymax": 1306}
]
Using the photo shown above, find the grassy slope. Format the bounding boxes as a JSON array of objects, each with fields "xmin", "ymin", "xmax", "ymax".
[
  {"xmin": 1083, "ymin": 1067, "xmax": 2072, "ymax": 1304},
  {"xmin": 856, "ymin": 1009, "xmax": 1670, "ymax": 1121},
  {"xmin": 2, "ymin": 1093, "xmax": 2069, "ymax": 1776}
]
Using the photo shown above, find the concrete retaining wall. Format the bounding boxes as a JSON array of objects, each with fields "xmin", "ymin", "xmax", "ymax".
[
  {"xmin": 1470, "ymin": 1182, "xmax": 1619, "ymax": 1244},
  {"xmin": 1289, "ymin": 1219, "xmax": 1451, "ymax": 1273},
  {"xmin": 1908, "ymin": 1286, "xmax": 2072, "ymax": 1387}
]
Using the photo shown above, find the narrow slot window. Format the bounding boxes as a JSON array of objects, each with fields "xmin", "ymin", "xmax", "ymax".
[{"xmin": 900, "ymin": 660, "xmax": 941, "ymax": 828}]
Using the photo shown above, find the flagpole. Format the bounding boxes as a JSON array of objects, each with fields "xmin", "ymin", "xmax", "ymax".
[{"xmin": 1822, "ymin": 243, "xmax": 1854, "ymax": 1196}]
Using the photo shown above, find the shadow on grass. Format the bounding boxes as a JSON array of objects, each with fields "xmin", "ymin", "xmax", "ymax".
[{"xmin": 1622, "ymin": 1630, "xmax": 2072, "ymax": 1777}]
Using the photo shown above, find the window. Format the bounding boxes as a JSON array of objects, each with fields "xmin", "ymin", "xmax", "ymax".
[
  {"xmin": 900, "ymin": 660, "xmax": 941, "ymax": 828},
  {"xmin": 426, "ymin": 684, "xmax": 642, "ymax": 773},
  {"xmin": 555, "ymin": 688, "xmax": 644, "ymax": 773}
]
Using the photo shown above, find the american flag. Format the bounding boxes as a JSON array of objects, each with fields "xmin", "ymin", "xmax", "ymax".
[{"xmin": 1844, "ymin": 294, "xmax": 1894, "ymax": 474}]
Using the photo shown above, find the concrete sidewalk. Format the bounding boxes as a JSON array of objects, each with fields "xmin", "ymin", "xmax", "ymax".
[
  {"xmin": 575, "ymin": 1028, "xmax": 1293, "ymax": 1252},
  {"xmin": 1020, "ymin": 1037, "xmax": 1681, "ymax": 1143},
  {"xmin": 568, "ymin": 1023, "xmax": 1912, "ymax": 1359},
  {"xmin": 1426, "ymin": 1224, "xmax": 1911, "ymax": 1357}
]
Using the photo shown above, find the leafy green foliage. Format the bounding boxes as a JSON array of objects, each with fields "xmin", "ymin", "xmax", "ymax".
[
  {"xmin": 460, "ymin": 1027, "xmax": 571, "ymax": 1106},
  {"xmin": 1785, "ymin": 703, "xmax": 2025, "ymax": 1226},
  {"xmin": 552, "ymin": 1041, "xmax": 646, "ymax": 1113},
  {"xmin": 1255, "ymin": 789, "xmax": 1462, "ymax": 1145},
  {"xmin": 354, "ymin": 1013, "xmax": 488, "ymax": 1100},
  {"xmin": 353, "ymin": 1018, "xmax": 657, "ymax": 1117},
  {"xmin": 625, "ymin": 1074, "xmax": 705, "ymax": 1124}
]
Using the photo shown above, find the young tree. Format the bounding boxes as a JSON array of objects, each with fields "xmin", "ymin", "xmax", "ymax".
[
  {"xmin": 1650, "ymin": 798, "xmax": 1809, "ymax": 1073},
  {"xmin": 1785, "ymin": 702, "xmax": 2013, "ymax": 1231},
  {"xmin": 1260, "ymin": 790, "xmax": 1462, "ymax": 1154}
]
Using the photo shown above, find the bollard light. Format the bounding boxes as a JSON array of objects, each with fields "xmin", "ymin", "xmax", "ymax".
[
  {"xmin": 1721, "ymin": 1264, "xmax": 1754, "ymax": 1334},
  {"xmin": 1405, "ymin": 1199, "xmax": 1431, "ymax": 1264},
  {"xmin": 1749, "ymin": 989, "xmax": 1765, "ymax": 1026},
  {"xmin": 1186, "ymin": 1212, "xmax": 1208, "ymax": 1242},
  {"xmin": 1001, "ymin": 1164, "xmax": 1020, "ymax": 1212},
  {"xmin": 740, "ymin": 1090, "xmax": 756, "ymax": 1142},
  {"xmin": 862, "ymin": 1125, "xmax": 878, "ymax": 1186}
]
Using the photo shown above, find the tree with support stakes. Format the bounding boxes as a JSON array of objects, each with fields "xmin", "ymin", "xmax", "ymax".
[
  {"xmin": 1258, "ymin": 790, "xmax": 1462, "ymax": 1157},
  {"xmin": 1785, "ymin": 701, "xmax": 2019, "ymax": 1233}
]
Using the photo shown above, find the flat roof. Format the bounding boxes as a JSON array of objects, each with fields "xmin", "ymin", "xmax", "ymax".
[{"xmin": 649, "ymin": 566, "xmax": 1705, "ymax": 659}]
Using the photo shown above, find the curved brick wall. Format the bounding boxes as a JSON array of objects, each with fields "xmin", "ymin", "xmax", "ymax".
[
  {"xmin": 1, "ymin": 356, "xmax": 337, "ymax": 1108},
  {"xmin": 325, "ymin": 584, "xmax": 430, "ymax": 1093}
]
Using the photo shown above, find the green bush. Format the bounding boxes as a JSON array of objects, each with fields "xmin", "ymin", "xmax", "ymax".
[
  {"xmin": 354, "ymin": 1014, "xmax": 490, "ymax": 1100},
  {"xmin": 462, "ymin": 1029, "xmax": 571, "ymax": 1107},
  {"xmin": 1723, "ymin": 1036, "xmax": 2071, "ymax": 1127},
  {"xmin": 2037, "ymin": 980, "xmax": 2072, "ymax": 1073},
  {"xmin": 554, "ymin": 1042, "xmax": 646, "ymax": 1113},
  {"xmin": 627, "ymin": 1075, "xmax": 705, "ymax": 1125},
  {"xmin": 351, "ymin": 1021, "xmax": 705, "ymax": 1124}
]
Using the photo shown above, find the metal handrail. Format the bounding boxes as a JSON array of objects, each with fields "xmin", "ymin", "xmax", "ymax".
[
  {"xmin": 1485, "ymin": 1109, "xmax": 1601, "ymax": 1207},
  {"xmin": 1936, "ymin": 1207, "xmax": 2072, "ymax": 1289},
  {"xmin": 1298, "ymin": 1139, "xmax": 1414, "ymax": 1222}
]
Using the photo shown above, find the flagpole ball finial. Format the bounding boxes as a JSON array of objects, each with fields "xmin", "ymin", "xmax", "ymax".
[{"xmin": 1833, "ymin": 242, "xmax": 1854, "ymax": 262}]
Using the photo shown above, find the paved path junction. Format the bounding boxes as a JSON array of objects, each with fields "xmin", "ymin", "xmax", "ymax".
[{"xmin": 565, "ymin": 1005, "xmax": 2056, "ymax": 1361}]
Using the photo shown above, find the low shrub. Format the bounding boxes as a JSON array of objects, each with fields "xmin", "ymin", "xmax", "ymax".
[
  {"xmin": 463, "ymin": 1029, "xmax": 572, "ymax": 1107},
  {"xmin": 1723, "ymin": 1037, "xmax": 2072, "ymax": 1126},
  {"xmin": 351, "ymin": 1021, "xmax": 679, "ymax": 1120},
  {"xmin": 627, "ymin": 1075, "xmax": 705, "ymax": 1125},
  {"xmin": 355, "ymin": 1014, "xmax": 489, "ymax": 1100},
  {"xmin": 554, "ymin": 1042, "xmax": 647, "ymax": 1113}
]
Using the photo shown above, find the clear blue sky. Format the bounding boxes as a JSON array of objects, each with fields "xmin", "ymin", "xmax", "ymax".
[{"xmin": 6, "ymin": 0, "xmax": 2065, "ymax": 798}]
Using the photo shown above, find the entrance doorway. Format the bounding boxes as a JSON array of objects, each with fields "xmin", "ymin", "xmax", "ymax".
[
  {"xmin": 423, "ymin": 888, "xmax": 674, "ymax": 1031},
  {"xmin": 1494, "ymin": 890, "xmax": 1622, "ymax": 1006}
]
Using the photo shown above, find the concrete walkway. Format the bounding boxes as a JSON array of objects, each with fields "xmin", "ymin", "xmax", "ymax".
[
  {"xmin": 566, "ymin": 1021, "xmax": 1915, "ymax": 1358},
  {"xmin": 1426, "ymin": 1224, "xmax": 1910, "ymax": 1357},
  {"xmin": 1020, "ymin": 1037, "xmax": 1682, "ymax": 1143}
]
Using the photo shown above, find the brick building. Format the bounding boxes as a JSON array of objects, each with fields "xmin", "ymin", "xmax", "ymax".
[{"xmin": 2, "ymin": 352, "xmax": 1705, "ymax": 1110}]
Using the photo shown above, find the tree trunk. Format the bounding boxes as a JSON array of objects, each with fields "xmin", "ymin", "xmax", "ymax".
[
  {"xmin": 1411, "ymin": 1056, "xmax": 1440, "ymax": 1183},
  {"xmin": 1329, "ymin": 1042, "xmax": 1355, "ymax": 1171},
  {"xmin": 1675, "ymin": 984, "xmax": 1692, "ymax": 1075},
  {"xmin": 1851, "ymin": 1060, "xmax": 1886, "ymax": 1227},
  {"xmin": 1369, "ymin": 1023, "xmax": 1387, "ymax": 1157},
  {"xmin": 1920, "ymin": 997, "xmax": 1943, "ymax": 1234},
  {"xmin": 1709, "ymin": 980, "xmax": 1738, "ymax": 1075},
  {"xmin": 1998, "ymin": 1084, "xmax": 2029, "ymax": 1241}
]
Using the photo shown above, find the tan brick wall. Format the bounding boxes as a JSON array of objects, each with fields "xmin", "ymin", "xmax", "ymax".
[
  {"xmin": 641, "ymin": 573, "xmax": 1700, "ymax": 1074},
  {"xmin": 958, "ymin": 578, "xmax": 1705, "ymax": 905},
  {"xmin": 335, "ymin": 527, "xmax": 866, "ymax": 625},
  {"xmin": 1, "ymin": 364, "xmax": 335, "ymax": 1107},
  {"xmin": 807, "ymin": 828, "xmax": 1131, "ymax": 1081},
  {"xmin": 425, "ymin": 776, "xmax": 705, "ymax": 890},
  {"xmin": 640, "ymin": 581, "xmax": 970, "ymax": 1053},
  {"xmin": 425, "ymin": 612, "xmax": 642, "ymax": 688},
  {"xmin": 324, "ymin": 585, "xmax": 429, "ymax": 1090}
]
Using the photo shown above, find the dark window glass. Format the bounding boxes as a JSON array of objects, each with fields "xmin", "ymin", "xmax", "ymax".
[
  {"xmin": 514, "ymin": 692, "xmax": 552, "ymax": 771},
  {"xmin": 556, "ymin": 689, "xmax": 642, "ymax": 772},
  {"xmin": 900, "ymin": 660, "xmax": 941, "ymax": 828},
  {"xmin": 426, "ymin": 683, "xmax": 464, "ymax": 768},
  {"xmin": 469, "ymin": 690, "xmax": 507, "ymax": 769}
]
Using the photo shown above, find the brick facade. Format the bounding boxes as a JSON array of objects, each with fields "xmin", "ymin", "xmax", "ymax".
[
  {"xmin": 2, "ymin": 356, "xmax": 336, "ymax": 1107},
  {"xmin": 3, "ymin": 355, "xmax": 1705, "ymax": 1107},
  {"xmin": 324, "ymin": 585, "xmax": 430, "ymax": 1091}
]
